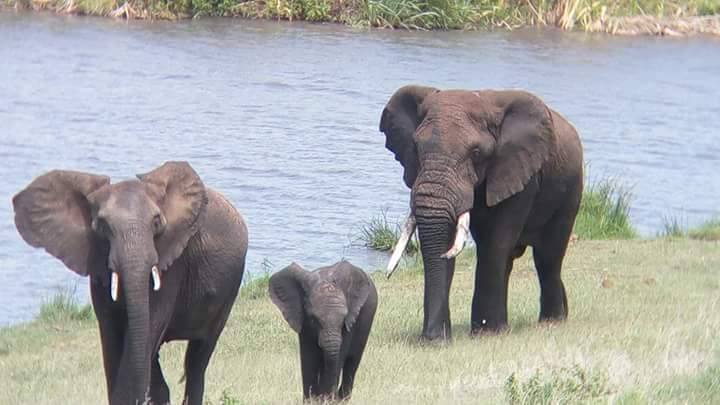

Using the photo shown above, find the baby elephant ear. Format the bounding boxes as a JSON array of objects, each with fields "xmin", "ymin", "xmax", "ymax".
[
  {"xmin": 268, "ymin": 263, "xmax": 309, "ymax": 334},
  {"xmin": 334, "ymin": 261, "xmax": 372, "ymax": 332}
]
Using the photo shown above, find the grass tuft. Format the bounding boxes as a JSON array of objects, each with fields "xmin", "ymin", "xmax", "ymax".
[
  {"xmin": 505, "ymin": 365, "xmax": 612, "ymax": 404},
  {"xmin": 659, "ymin": 215, "xmax": 720, "ymax": 241},
  {"xmin": 574, "ymin": 177, "xmax": 636, "ymax": 240},
  {"xmin": 687, "ymin": 217, "xmax": 720, "ymax": 241},
  {"xmin": 37, "ymin": 286, "xmax": 94, "ymax": 323},
  {"xmin": 240, "ymin": 258, "xmax": 273, "ymax": 300},
  {"xmin": 357, "ymin": 209, "xmax": 418, "ymax": 254},
  {"xmin": 660, "ymin": 214, "xmax": 687, "ymax": 238}
]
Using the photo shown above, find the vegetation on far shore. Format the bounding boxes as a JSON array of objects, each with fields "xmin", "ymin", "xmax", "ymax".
[
  {"xmin": 4, "ymin": 0, "xmax": 720, "ymax": 34},
  {"xmin": 2, "ymin": 238, "xmax": 719, "ymax": 403}
]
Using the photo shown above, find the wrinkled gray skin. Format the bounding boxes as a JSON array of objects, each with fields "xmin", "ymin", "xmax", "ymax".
[
  {"xmin": 380, "ymin": 85, "xmax": 584, "ymax": 341},
  {"xmin": 13, "ymin": 162, "xmax": 248, "ymax": 405},
  {"xmin": 269, "ymin": 261, "xmax": 378, "ymax": 401}
]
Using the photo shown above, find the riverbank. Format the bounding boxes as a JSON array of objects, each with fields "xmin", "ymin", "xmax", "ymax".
[
  {"xmin": 4, "ymin": 0, "xmax": 720, "ymax": 35},
  {"xmin": 1, "ymin": 238, "xmax": 718, "ymax": 403}
]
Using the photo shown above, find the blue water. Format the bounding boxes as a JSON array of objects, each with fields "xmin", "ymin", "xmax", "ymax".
[{"xmin": 1, "ymin": 12, "xmax": 719, "ymax": 325}]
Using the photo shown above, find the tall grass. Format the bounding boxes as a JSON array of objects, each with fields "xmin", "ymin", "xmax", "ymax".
[
  {"xmin": 574, "ymin": 177, "xmax": 636, "ymax": 240},
  {"xmin": 357, "ymin": 209, "xmax": 419, "ymax": 253},
  {"xmin": 37, "ymin": 286, "xmax": 94, "ymax": 323},
  {"xmin": 7, "ymin": 0, "xmax": 719, "ymax": 32},
  {"xmin": 660, "ymin": 215, "xmax": 720, "ymax": 241}
]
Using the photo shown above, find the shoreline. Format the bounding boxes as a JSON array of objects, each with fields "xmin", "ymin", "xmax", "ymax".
[{"xmin": 3, "ymin": 0, "xmax": 719, "ymax": 36}]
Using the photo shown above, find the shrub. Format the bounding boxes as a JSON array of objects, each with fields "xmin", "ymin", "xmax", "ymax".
[
  {"xmin": 240, "ymin": 257, "xmax": 273, "ymax": 300},
  {"xmin": 37, "ymin": 286, "xmax": 94, "ymax": 323},
  {"xmin": 357, "ymin": 209, "xmax": 418, "ymax": 254},
  {"xmin": 574, "ymin": 177, "xmax": 636, "ymax": 240}
]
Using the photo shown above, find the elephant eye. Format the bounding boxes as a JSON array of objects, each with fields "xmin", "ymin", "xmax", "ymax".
[{"xmin": 152, "ymin": 214, "xmax": 165, "ymax": 235}]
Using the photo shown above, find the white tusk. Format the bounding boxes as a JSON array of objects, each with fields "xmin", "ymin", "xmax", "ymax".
[
  {"xmin": 110, "ymin": 272, "xmax": 119, "ymax": 302},
  {"xmin": 152, "ymin": 265, "xmax": 161, "ymax": 291},
  {"xmin": 441, "ymin": 212, "xmax": 471, "ymax": 259},
  {"xmin": 386, "ymin": 215, "xmax": 416, "ymax": 279}
]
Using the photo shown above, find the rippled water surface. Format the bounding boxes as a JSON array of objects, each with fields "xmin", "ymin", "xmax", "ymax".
[{"xmin": 1, "ymin": 13, "xmax": 719, "ymax": 325}]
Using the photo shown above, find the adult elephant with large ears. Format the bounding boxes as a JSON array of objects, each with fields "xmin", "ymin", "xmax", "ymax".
[
  {"xmin": 380, "ymin": 85, "xmax": 583, "ymax": 341},
  {"xmin": 13, "ymin": 161, "xmax": 248, "ymax": 405}
]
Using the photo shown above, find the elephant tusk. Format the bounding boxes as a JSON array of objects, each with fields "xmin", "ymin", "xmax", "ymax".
[
  {"xmin": 386, "ymin": 214, "xmax": 416, "ymax": 279},
  {"xmin": 110, "ymin": 272, "xmax": 119, "ymax": 302},
  {"xmin": 441, "ymin": 211, "xmax": 470, "ymax": 259},
  {"xmin": 152, "ymin": 265, "xmax": 161, "ymax": 291}
]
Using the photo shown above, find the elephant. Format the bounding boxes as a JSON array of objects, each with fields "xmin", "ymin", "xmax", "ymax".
[
  {"xmin": 268, "ymin": 261, "xmax": 378, "ymax": 400},
  {"xmin": 12, "ymin": 161, "xmax": 248, "ymax": 405},
  {"xmin": 380, "ymin": 85, "xmax": 584, "ymax": 341}
]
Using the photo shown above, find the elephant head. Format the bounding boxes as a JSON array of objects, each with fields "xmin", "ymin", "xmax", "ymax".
[
  {"xmin": 268, "ymin": 262, "xmax": 372, "ymax": 398},
  {"xmin": 380, "ymin": 85, "xmax": 555, "ymax": 338},
  {"xmin": 12, "ymin": 161, "xmax": 207, "ymax": 400}
]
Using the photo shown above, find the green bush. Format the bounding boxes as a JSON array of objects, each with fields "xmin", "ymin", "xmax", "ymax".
[
  {"xmin": 37, "ymin": 287, "xmax": 94, "ymax": 323},
  {"xmin": 240, "ymin": 258, "xmax": 273, "ymax": 300},
  {"xmin": 574, "ymin": 177, "xmax": 636, "ymax": 240},
  {"xmin": 357, "ymin": 209, "xmax": 418, "ymax": 254}
]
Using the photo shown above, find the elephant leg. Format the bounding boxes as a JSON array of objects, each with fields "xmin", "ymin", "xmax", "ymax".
[
  {"xmin": 181, "ymin": 338, "xmax": 216, "ymax": 405},
  {"xmin": 338, "ymin": 355, "xmax": 359, "ymax": 399},
  {"xmin": 90, "ymin": 278, "xmax": 123, "ymax": 402},
  {"xmin": 299, "ymin": 331, "xmax": 322, "ymax": 399},
  {"xmin": 182, "ymin": 296, "xmax": 237, "ymax": 405},
  {"xmin": 533, "ymin": 216, "xmax": 574, "ymax": 322},
  {"xmin": 149, "ymin": 352, "xmax": 170, "ymax": 405},
  {"xmin": 471, "ymin": 243, "xmax": 513, "ymax": 334},
  {"xmin": 470, "ymin": 200, "xmax": 533, "ymax": 334}
]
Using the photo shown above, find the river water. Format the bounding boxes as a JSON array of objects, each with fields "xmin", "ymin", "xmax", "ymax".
[{"xmin": 1, "ymin": 12, "xmax": 718, "ymax": 326}]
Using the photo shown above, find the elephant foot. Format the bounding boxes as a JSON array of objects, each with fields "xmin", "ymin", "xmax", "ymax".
[
  {"xmin": 470, "ymin": 318, "xmax": 508, "ymax": 336},
  {"xmin": 420, "ymin": 323, "xmax": 452, "ymax": 343},
  {"xmin": 539, "ymin": 312, "xmax": 567, "ymax": 323}
]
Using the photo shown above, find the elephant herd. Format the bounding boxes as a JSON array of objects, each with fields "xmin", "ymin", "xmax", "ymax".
[{"xmin": 12, "ymin": 85, "xmax": 583, "ymax": 404}]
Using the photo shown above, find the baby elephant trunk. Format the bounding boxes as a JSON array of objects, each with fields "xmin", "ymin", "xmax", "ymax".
[{"xmin": 318, "ymin": 330, "xmax": 343, "ymax": 398}]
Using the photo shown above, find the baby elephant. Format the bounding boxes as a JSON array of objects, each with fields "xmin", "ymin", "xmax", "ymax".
[{"xmin": 269, "ymin": 261, "xmax": 378, "ymax": 400}]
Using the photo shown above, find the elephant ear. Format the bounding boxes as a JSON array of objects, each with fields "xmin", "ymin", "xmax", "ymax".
[
  {"xmin": 486, "ymin": 92, "xmax": 555, "ymax": 207},
  {"xmin": 269, "ymin": 263, "xmax": 312, "ymax": 334},
  {"xmin": 137, "ymin": 161, "xmax": 208, "ymax": 271},
  {"xmin": 379, "ymin": 85, "xmax": 438, "ymax": 188},
  {"xmin": 12, "ymin": 170, "xmax": 110, "ymax": 276},
  {"xmin": 334, "ymin": 261, "xmax": 372, "ymax": 332}
]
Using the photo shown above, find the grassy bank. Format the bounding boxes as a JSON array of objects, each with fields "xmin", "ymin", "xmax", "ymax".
[
  {"xmin": 1, "ymin": 238, "xmax": 719, "ymax": 403},
  {"xmin": 4, "ymin": 0, "xmax": 720, "ymax": 34}
]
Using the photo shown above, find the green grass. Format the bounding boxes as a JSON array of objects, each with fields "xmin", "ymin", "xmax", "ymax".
[
  {"xmin": 36, "ymin": 286, "xmax": 94, "ymax": 323},
  {"xmin": 659, "ymin": 216, "xmax": 720, "ymax": 241},
  {"xmin": 357, "ymin": 209, "xmax": 419, "ymax": 254},
  {"xmin": 1, "ymin": 239, "xmax": 719, "ymax": 403},
  {"xmin": 574, "ymin": 178, "xmax": 636, "ymax": 240},
  {"xmin": 240, "ymin": 257, "xmax": 274, "ymax": 300},
  {"xmin": 504, "ymin": 365, "xmax": 611, "ymax": 404},
  {"xmin": 6, "ymin": 0, "xmax": 719, "ymax": 32}
]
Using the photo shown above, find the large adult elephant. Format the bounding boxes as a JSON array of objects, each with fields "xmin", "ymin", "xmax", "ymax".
[
  {"xmin": 380, "ymin": 85, "xmax": 583, "ymax": 341},
  {"xmin": 13, "ymin": 161, "xmax": 248, "ymax": 405}
]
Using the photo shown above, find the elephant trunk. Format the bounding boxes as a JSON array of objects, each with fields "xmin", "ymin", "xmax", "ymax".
[
  {"xmin": 410, "ymin": 167, "xmax": 474, "ymax": 340},
  {"xmin": 318, "ymin": 330, "xmax": 342, "ymax": 398},
  {"xmin": 114, "ymin": 257, "xmax": 152, "ymax": 404},
  {"xmin": 415, "ymin": 209, "xmax": 455, "ymax": 341}
]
